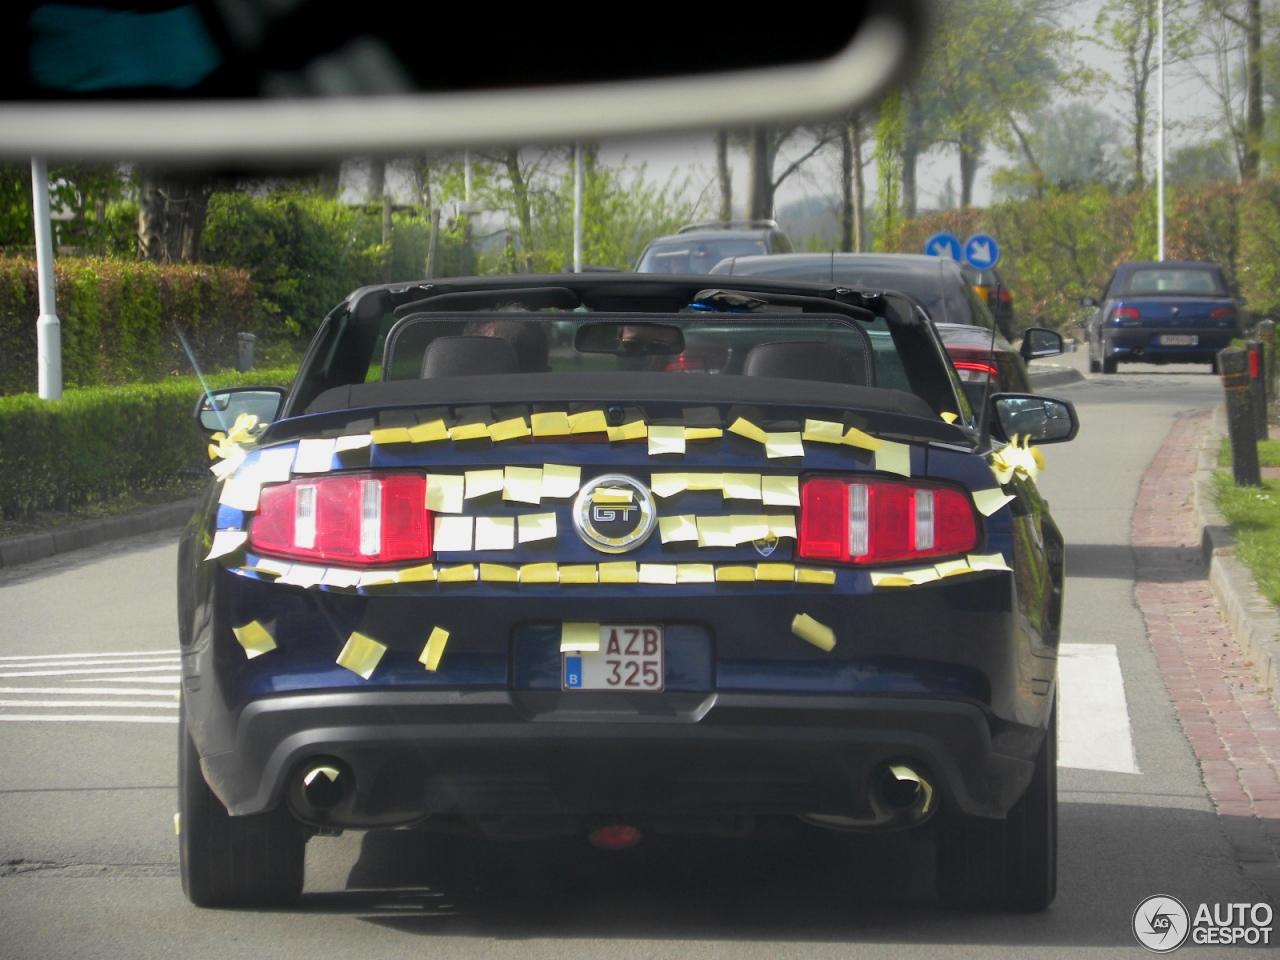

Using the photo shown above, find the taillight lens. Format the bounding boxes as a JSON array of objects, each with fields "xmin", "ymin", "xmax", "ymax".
[
  {"xmin": 1211, "ymin": 307, "xmax": 1236, "ymax": 326},
  {"xmin": 249, "ymin": 473, "xmax": 430, "ymax": 564},
  {"xmin": 798, "ymin": 478, "xmax": 979, "ymax": 565},
  {"xmin": 1108, "ymin": 307, "xmax": 1141, "ymax": 326},
  {"xmin": 953, "ymin": 360, "xmax": 999, "ymax": 383}
]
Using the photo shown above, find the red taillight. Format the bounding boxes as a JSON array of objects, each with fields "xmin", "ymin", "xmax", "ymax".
[
  {"xmin": 664, "ymin": 354, "xmax": 705, "ymax": 373},
  {"xmin": 798, "ymin": 478, "xmax": 979, "ymax": 565},
  {"xmin": 249, "ymin": 473, "xmax": 430, "ymax": 564},
  {"xmin": 1212, "ymin": 307, "xmax": 1236, "ymax": 320},
  {"xmin": 996, "ymin": 287, "xmax": 1013, "ymax": 304},
  {"xmin": 953, "ymin": 359, "xmax": 999, "ymax": 383},
  {"xmin": 1108, "ymin": 307, "xmax": 1141, "ymax": 325}
]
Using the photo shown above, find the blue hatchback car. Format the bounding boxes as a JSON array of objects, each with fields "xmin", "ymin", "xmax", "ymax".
[
  {"xmin": 1084, "ymin": 260, "xmax": 1242, "ymax": 373},
  {"xmin": 179, "ymin": 273, "xmax": 1077, "ymax": 912}
]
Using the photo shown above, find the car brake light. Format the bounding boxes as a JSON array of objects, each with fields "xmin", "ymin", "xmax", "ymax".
[
  {"xmin": 249, "ymin": 473, "xmax": 430, "ymax": 564},
  {"xmin": 953, "ymin": 360, "xmax": 998, "ymax": 383},
  {"xmin": 1211, "ymin": 307, "xmax": 1236, "ymax": 326},
  {"xmin": 798, "ymin": 477, "xmax": 978, "ymax": 565},
  {"xmin": 996, "ymin": 287, "xmax": 1012, "ymax": 304},
  {"xmin": 664, "ymin": 354, "xmax": 705, "ymax": 372},
  {"xmin": 1108, "ymin": 307, "xmax": 1141, "ymax": 326}
]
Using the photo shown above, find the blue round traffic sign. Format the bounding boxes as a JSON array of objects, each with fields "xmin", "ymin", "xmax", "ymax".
[
  {"xmin": 924, "ymin": 232, "xmax": 962, "ymax": 261},
  {"xmin": 963, "ymin": 233, "xmax": 1000, "ymax": 270}
]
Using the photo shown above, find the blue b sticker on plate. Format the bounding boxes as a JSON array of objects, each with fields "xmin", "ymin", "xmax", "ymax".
[{"xmin": 564, "ymin": 656, "xmax": 583, "ymax": 688}]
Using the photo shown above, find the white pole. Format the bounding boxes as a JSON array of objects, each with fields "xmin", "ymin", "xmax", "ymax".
[
  {"xmin": 1157, "ymin": 0, "xmax": 1166, "ymax": 261},
  {"xmin": 31, "ymin": 157, "xmax": 62, "ymax": 401},
  {"xmin": 573, "ymin": 142, "xmax": 584, "ymax": 273}
]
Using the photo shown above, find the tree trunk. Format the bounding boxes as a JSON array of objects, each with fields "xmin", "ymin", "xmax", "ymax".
[
  {"xmin": 852, "ymin": 117, "xmax": 867, "ymax": 252},
  {"xmin": 902, "ymin": 142, "xmax": 918, "ymax": 219},
  {"xmin": 901, "ymin": 92, "xmax": 925, "ymax": 219},
  {"xmin": 747, "ymin": 127, "xmax": 773, "ymax": 220},
  {"xmin": 503, "ymin": 149, "xmax": 536, "ymax": 273},
  {"xmin": 137, "ymin": 170, "xmax": 212, "ymax": 263},
  {"xmin": 959, "ymin": 132, "xmax": 981, "ymax": 208},
  {"xmin": 840, "ymin": 119, "xmax": 854, "ymax": 253},
  {"xmin": 367, "ymin": 158, "xmax": 385, "ymax": 205},
  {"xmin": 716, "ymin": 129, "xmax": 733, "ymax": 221},
  {"xmin": 1244, "ymin": 0, "xmax": 1263, "ymax": 180}
]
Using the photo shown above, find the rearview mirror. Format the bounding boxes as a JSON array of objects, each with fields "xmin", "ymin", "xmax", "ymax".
[
  {"xmin": 575, "ymin": 322, "xmax": 686, "ymax": 356},
  {"xmin": 990, "ymin": 393, "xmax": 1078, "ymax": 445}
]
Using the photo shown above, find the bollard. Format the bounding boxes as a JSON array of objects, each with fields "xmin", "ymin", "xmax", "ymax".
[
  {"xmin": 236, "ymin": 333, "xmax": 256, "ymax": 373},
  {"xmin": 1260, "ymin": 320, "xmax": 1276, "ymax": 404},
  {"xmin": 1247, "ymin": 339, "xmax": 1269, "ymax": 440},
  {"xmin": 1220, "ymin": 346, "xmax": 1262, "ymax": 486}
]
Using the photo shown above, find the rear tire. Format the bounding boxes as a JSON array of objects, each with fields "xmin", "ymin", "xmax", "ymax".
[
  {"xmin": 1088, "ymin": 359, "xmax": 1101, "ymax": 374},
  {"xmin": 1101, "ymin": 357, "xmax": 1117, "ymax": 374},
  {"xmin": 179, "ymin": 714, "xmax": 307, "ymax": 907},
  {"xmin": 936, "ymin": 706, "xmax": 1057, "ymax": 912}
]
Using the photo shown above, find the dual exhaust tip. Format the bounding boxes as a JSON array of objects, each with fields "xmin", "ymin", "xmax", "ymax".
[
  {"xmin": 290, "ymin": 759, "xmax": 351, "ymax": 820},
  {"xmin": 804, "ymin": 761, "xmax": 936, "ymax": 831}
]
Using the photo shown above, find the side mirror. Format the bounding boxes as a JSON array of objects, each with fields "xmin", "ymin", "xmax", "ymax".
[
  {"xmin": 194, "ymin": 387, "xmax": 287, "ymax": 435},
  {"xmin": 1019, "ymin": 327, "xmax": 1064, "ymax": 361},
  {"xmin": 1080, "ymin": 296, "xmax": 1097, "ymax": 308},
  {"xmin": 989, "ymin": 393, "xmax": 1079, "ymax": 445}
]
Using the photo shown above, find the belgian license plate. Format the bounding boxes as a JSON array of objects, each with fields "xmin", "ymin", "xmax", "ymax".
[
  {"xmin": 563, "ymin": 624, "xmax": 664, "ymax": 692},
  {"xmin": 1159, "ymin": 334, "xmax": 1198, "ymax": 345}
]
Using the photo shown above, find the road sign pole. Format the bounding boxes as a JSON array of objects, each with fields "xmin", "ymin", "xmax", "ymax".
[{"xmin": 31, "ymin": 156, "xmax": 62, "ymax": 401}]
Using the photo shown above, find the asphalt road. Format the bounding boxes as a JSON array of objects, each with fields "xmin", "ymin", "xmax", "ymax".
[{"xmin": 0, "ymin": 351, "xmax": 1272, "ymax": 958}]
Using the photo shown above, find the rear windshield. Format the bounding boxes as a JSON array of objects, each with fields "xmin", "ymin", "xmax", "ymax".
[
  {"xmin": 1119, "ymin": 267, "xmax": 1225, "ymax": 295},
  {"xmin": 636, "ymin": 238, "xmax": 769, "ymax": 273}
]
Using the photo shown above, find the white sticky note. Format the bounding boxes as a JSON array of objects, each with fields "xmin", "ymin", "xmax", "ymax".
[
  {"xmin": 334, "ymin": 434, "xmax": 373, "ymax": 453},
  {"xmin": 219, "ymin": 470, "xmax": 262, "ymax": 512},
  {"xmin": 464, "ymin": 469, "xmax": 505, "ymax": 499},
  {"xmin": 768, "ymin": 515, "xmax": 798, "ymax": 540},
  {"xmin": 210, "ymin": 446, "xmax": 246, "ymax": 481},
  {"xmin": 729, "ymin": 515, "xmax": 770, "ymax": 543},
  {"xmin": 561, "ymin": 622, "xmax": 601, "ymax": 652},
  {"xmin": 722, "ymin": 473, "xmax": 762, "ymax": 501},
  {"xmin": 293, "ymin": 438, "xmax": 337, "ymax": 473},
  {"xmin": 638, "ymin": 563, "xmax": 679, "ymax": 584},
  {"xmin": 875, "ymin": 441, "xmax": 912, "ymax": 477},
  {"xmin": 658, "ymin": 514, "xmax": 699, "ymax": 543},
  {"xmin": 972, "ymin": 488, "xmax": 1016, "ymax": 517},
  {"xmin": 648, "ymin": 425, "xmax": 686, "ymax": 456},
  {"xmin": 425, "ymin": 474, "xmax": 465, "ymax": 514},
  {"xmin": 761, "ymin": 475, "xmax": 800, "ymax": 507},
  {"xmin": 276, "ymin": 564, "xmax": 327, "ymax": 588},
  {"xmin": 541, "ymin": 464, "xmax": 581, "ymax": 499},
  {"xmin": 320, "ymin": 568, "xmax": 363, "ymax": 588},
  {"xmin": 967, "ymin": 552, "xmax": 1012, "ymax": 572},
  {"xmin": 696, "ymin": 516, "xmax": 736, "ymax": 547},
  {"xmin": 503, "ymin": 466, "xmax": 543, "ymax": 504},
  {"xmin": 676, "ymin": 563, "xmax": 716, "ymax": 583},
  {"xmin": 474, "ymin": 517, "xmax": 516, "ymax": 551},
  {"xmin": 764, "ymin": 432, "xmax": 804, "ymax": 459},
  {"xmin": 518, "ymin": 512, "xmax": 557, "ymax": 543},
  {"xmin": 255, "ymin": 447, "xmax": 296, "ymax": 482},
  {"xmin": 205, "ymin": 530, "xmax": 248, "ymax": 561},
  {"xmin": 686, "ymin": 474, "xmax": 723, "ymax": 491},
  {"xmin": 650, "ymin": 473, "xmax": 689, "ymax": 499},
  {"xmin": 433, "ymin": 516, "xmax": 474, "ymax": 552}
]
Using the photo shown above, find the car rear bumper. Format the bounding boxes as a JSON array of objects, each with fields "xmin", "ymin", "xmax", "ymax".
[
  {"xmin": 1104, "ymin": 328, "xmax": 1235, "ymax": 362},
  {"xmin": 199, "ymin": 688, "xmax": 1042, "ymax": 826}
]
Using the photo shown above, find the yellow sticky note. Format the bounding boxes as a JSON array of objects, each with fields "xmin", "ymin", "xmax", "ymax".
[
  {"xmin": 433, "ymin": 516, "xmax": 474, "ymax": 552},
  {"xmin": 658, "ymin": 514, "xmax": 699, "ymax": 543},
  {"xmin": 940, "ymin": 411, "xmax": 959, "ymax": 424},
  {"xmin": 967, "ymin": 552, "xmax": 1012, "ymax": 572},
  {"xmin": 648, "ymin": 425, "xmax": 686, "ymax": 456},
  {"xmin": 359, "ymin": 569, "xmax": 400, "ymax": 586},
  {"xmin": 696, "ymin": 516, "xmax": 736, "ymax": 547},
  {"xmin": 802, "ymin": 419, "xmax": 845, "ymax": 443},
  {"xmin": 875, "ymin": 441, "xmax": 912, "ymax": 477},
  {"xmin": 638, "ymin": 563, "xmax": 678, "ymax": 584},
  {"xmin": 765, "ymin": 432, "xmax": 804, "ymax": 459},
  {"xmin": 541, "ymin": 463, "xmax": 581, "ymax": 499},
  {"xmin": 370, "ymin": 427, "xmax": 412, "ymax": 446},
  {"xmin": 517, "ymin": 512, "xmax": 557, "ymax": 543},
  {"xmin": 334, "ymin": 434, "xmax": 373, "ymax": 453},
  {"xmin": 903, "ymin": 567, "xmax": 940, "ymax": 585},
  {"xmin": 449, "ymin": 422, "xmax": 490, "ymax": 441},
  {"xmin": 607, "ymin": 420, "xmax": 648, "ymax": 442},
  {"xmin": 396, "ymin": 563, "xmax": 436, "ymax": 583},
  {"xmin": 425, "ymin": 474, "xmax": 464, "ymax": 513},
  {"xmin": 503, "ymin": 466, "xmax": 543, "ymax": 504},
  {"xmin": 479, "ymin": 563, "xmax": 519, "ymax": 582},
  {"xmin": 489, "ymin": 417, "xmax": 531, "ymax": 442},
  {"xmin": 474, "ymin": 517, "xmax": 515, "ymax": 551},
  {"xmin": 722, "ymin": 473, "xmax": 762, "ymax": 501},
  {"xmin": 870, "ymin": 572, "xmax": 915, "ymax": 587},
  {"xmin": 686, "ymin": 473, "xmax": 723, "ymax": 491},
  {"xmin": 205, "ymin": 530, "xmax": 248, "ymax": 561},
  {"xmin": 567, "ymin": 410, "xmax": 609, "ymax": 434},
  {"xmin": 232, "ymin": 620, "xmax": 276, "ymax": 659},
  {"xmin": 972, "ymin": 488, "xmax": 1016, "ymax": 517},
  {"xmin": 795, "ymin": 567, "xmax": 837, "ymax": 585},
  {"xmin": 520, "ymin": 562, "xmax": 559, "ymax": 583},
  {"xmin": 561, "ymin": 621, "xmax": 601, "ymax": 652},
  {"xmin": 593, "ymin": 488, "xmax": 633, "ymax": 504},
  {"xmin": 247, "ymin": 558, "xmax": 291, "ymax": 578},
  {"xmin": 716, "ymin": 566, "xmax": 756, "ymax": 582},
  {"xmin": 791, "ymin": 613, "xmax": 836, "ymax": 652},
  {"xmin": 407, "ymin": 420, "xmax": 449, "ymax": 443},
  {"xmin": 755, "ymin": 563, "xmax": 796, "ymax": 581},
  {"xmin": 761, "ymin": 475, "xmax": 800, "ymax": 507},
  {"xmin": 728, "ymin": 417, "xmax": 768, "ymax": 443},
  {"xmin": 842, "ymin": 427, "xmax": 883, "ymax": 452},
  {"xmin": 464, "ymin": 469, "xmax": 505, "ymax": 499},
  {"xmin": 559, "ymin": 564, "xmax": 598, "ymax": 584},
  {"xmin": 531, "ymin": 412, "xmax": 571, "ymax": 437},
  {"xmin": 935, "ymin": 559, "xmax": 974, "ymax": 578},
  {"xmin": 684, "ymin": 427, "xmax": 723, "ymax": 441},
  {"xmin": 676, "ymin": 563, "xmax": 716, "ymax": 583},
  {"xmin": 336, "ymin": 632, "xmax": 386, "ymax": 679},
  {"xmin": 729, "ymin": 515, "xmax": 770, "ymax": 543},
  {"xmin": 419, "ymin": 626, "xmax": 450, "ymax": 671},
  {"xmin": 599, "ymin": 561, "xmax": 639, "ymax": 583},
  {"xmin": 437, "ymin": 564, "xmax": 478, "ymax": 583},
  {"xmin": 768, "ymin": 515, "xmax": 798, "ymax": 540},
  {"xmin": 651, "ymin": 473, "xmax": 689, "ymax": 499}
]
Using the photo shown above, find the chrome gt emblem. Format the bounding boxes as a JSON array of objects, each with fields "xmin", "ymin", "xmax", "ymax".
[{"xmin": 573, "ymin": 474, "xmax": 658, "ymax": 554}]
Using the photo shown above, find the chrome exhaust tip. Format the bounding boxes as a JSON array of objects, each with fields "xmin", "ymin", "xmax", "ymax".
[{"xmin": 298, "ymin": 761, "xmax": 349, "ymax": 812}]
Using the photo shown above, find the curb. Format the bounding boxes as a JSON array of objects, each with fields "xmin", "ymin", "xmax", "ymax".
[
  {"xmin": 1029, "ymin": 366, "xmax": 1086, "ymax": 391},
  {"xmin": 0, "ymin": 498, "xmax": 199, "ymax": 571},
  {"xmin": 1193, "ymin": 405, "xmax": 1280, "ymax": 703}
]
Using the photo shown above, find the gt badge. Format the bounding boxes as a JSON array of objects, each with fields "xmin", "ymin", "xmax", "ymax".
[{"xmin": 573, "ymin": 474, "xmax": 658, "ymax": 554}]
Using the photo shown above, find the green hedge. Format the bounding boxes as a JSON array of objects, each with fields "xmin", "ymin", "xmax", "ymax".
[
  {"xmin": 0, "ymin": 367, "xmax": 296, "ymax": 519},
  {"xmin": 0, "ymin": 256, "xmax": 259, "ymax": 396}
]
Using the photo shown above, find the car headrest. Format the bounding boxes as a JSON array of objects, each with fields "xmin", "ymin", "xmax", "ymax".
[
  {"xmin": 741, "ymin": 341, "xmax": 863, "ymax": 385},
  {"xmin": 420, "ymin": 336, "xmax": 520, "ymax": 378}
]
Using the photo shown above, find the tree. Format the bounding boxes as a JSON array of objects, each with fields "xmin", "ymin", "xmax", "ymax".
[
  {"xmin": 137, "ymin": 169, "xmax": 216, "ymax": 263},
  {"xmin": 744, "ymin": 126, "xmax": 839, "ymax": 220},
  {"xmin": 991, "ymin": 103, "xmax": 1124, "ymax": 197},
  {"xmin": 715, "ymin": 130, "xmax": 733, "ymax": 220}
]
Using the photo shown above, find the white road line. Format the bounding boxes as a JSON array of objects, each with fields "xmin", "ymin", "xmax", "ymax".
[
  {"xmin": 67, "ymin": 676, "xmax": 177, "ymax": 684},
  {"xmin": 0, "ymin": 651, "xmax": 177, "ymax": 661},
  {"xmin": 1058, "ymin": 642, "xmax": 1141, "ymax": 774},
  {"xmin": 0, "ymin": 667, "xmax": 181, "ymax": 678},
  {"xmin": 0, "ymin": 700, "xmax": 179, "ymax": 708},
  {"xmin": 0, "ymin": 687, "xmax": 176, "ymax": 696},
  {"xmin": 0, "ymin": 715, "xmax": 178, "ymax": 724}
]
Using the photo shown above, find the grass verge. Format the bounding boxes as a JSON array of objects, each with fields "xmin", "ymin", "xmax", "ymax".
[{"xmin": 1213, "ymin": 471, "xmax": 1280, "ymax": 606}]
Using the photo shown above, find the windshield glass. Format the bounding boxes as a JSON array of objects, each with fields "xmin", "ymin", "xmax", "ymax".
[
  {"xmin": 1119, "ymin": 267, "xmax": 1225, "ymax": 295},
  {"xmin": 636, "ymin": 238, "xmax": 769, "ymax": 273}
]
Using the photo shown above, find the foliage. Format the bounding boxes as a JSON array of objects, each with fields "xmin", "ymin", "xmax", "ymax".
[
  {"xmin": 0, "ymin": 256, "xmax": 259, "ymax": 396},
  {"xmin": 0, "ymin": 367, "xmax": 296, "ymax": 519},
  {"xmin": 0, "ymin": 163, "xmax": 136, "ymax": 255},
  {"xmin": 1213, "ymin": 472, "xmax": 1280, "ymax": 607},
  {"xmin": 991, "ymin": 103, "xmax": 1125, "ymax": 198}
]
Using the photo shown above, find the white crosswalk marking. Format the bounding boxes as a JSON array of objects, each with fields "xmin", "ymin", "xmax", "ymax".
[
  {"xmin": 0, "ymin": 650, "xmax": 180, "ymax": 724},
  {"xmin": 1058, "ymin": 642, "xmax": 1141, "ymax": 774}
]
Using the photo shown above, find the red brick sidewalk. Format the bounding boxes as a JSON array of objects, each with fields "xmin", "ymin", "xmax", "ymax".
[{"xmin": 1132, "ymin": 410, "xmax": 1280, "ymax": 897}]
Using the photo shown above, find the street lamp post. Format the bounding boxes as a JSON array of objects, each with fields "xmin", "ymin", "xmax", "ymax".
[
  {"xmin": 1157, "ymin": 0, "xmax": 1166, "ymax": 262},
  {"xmin": 31, "ymin": 156, "xmax": 62, "ymax": 400}
]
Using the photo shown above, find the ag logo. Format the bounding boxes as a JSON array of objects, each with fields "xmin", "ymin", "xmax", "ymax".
[
  {"xmin": 1133, "ymin": 895, "xmax": 1190, "ymax": 953},
  {"xmin": 573, "ymin": 475, "xmax": 657, "ymax": 554}
]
